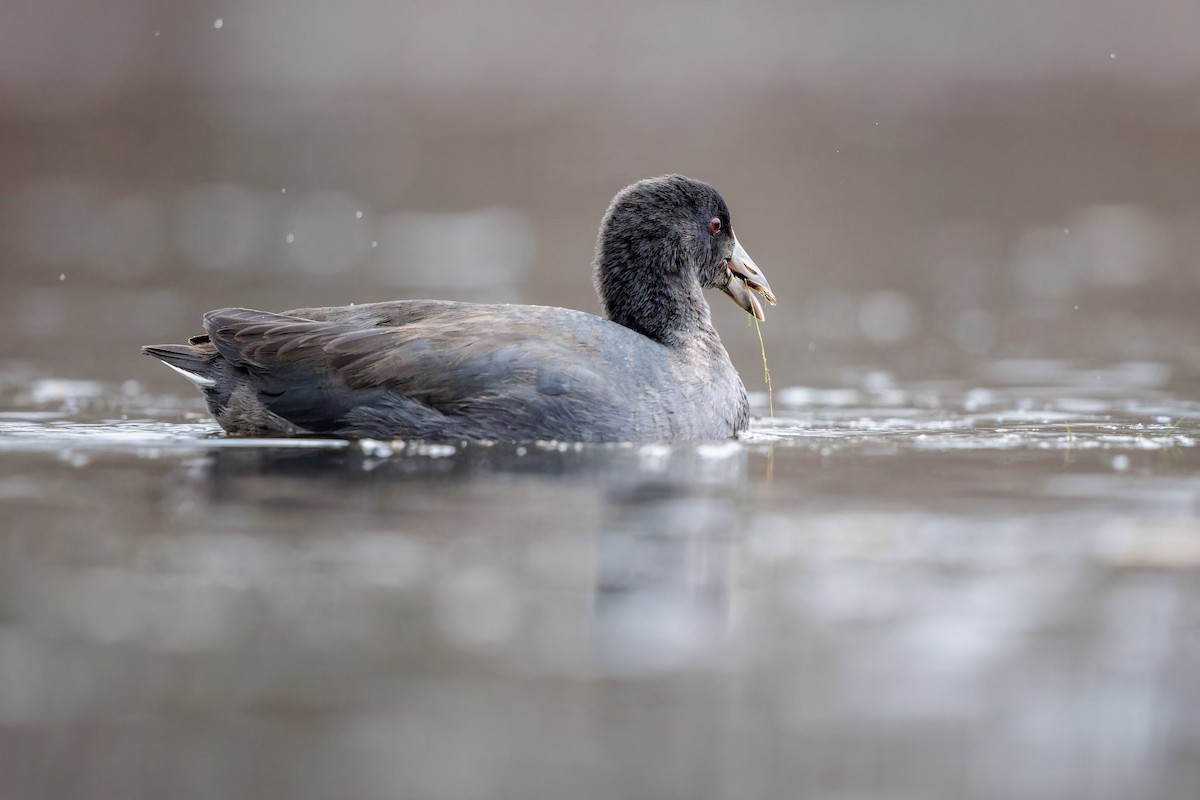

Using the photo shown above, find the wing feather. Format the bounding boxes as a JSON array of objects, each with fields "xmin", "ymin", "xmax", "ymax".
[{"xmin": 199, "ymin": 305, "xmax": 630, "ymax": 437}]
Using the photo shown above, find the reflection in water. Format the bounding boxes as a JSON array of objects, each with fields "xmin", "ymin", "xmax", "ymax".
[
  {"xmin": 0, "ymin": 368, "xmax": 1198, "ymax": 799},
  {"xmin": 595, "ymin": 482, "xmax": 740, "ymax": 676}
]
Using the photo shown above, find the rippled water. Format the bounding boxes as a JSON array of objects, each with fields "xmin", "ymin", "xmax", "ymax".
[{"xmin": 1, "ymin": 363, "xmax": 1198, "ymax": 800}]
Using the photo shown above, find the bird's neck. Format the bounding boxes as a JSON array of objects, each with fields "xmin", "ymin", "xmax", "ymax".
[{"xmin": 594, "ymin": 254, "xmax": 716, "ymax": 348}]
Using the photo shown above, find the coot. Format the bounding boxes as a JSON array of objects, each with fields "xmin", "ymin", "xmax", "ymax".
[{"xmin": 143, "ymin": 175, "xmax": 776, "ymax": 441}]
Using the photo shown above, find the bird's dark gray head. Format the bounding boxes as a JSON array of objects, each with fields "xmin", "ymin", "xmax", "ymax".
[{"xmin": 593, "ymin": 175, "xmax": 775, "ymax": 345}]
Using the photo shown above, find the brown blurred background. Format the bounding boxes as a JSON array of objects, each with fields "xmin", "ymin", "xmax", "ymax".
[
  {"xmin": 2, "ymin": 0, "xmax": 1199, "ymax": 388},
  {"xmin": 3, "ymin": 7, "xmax": 1200, "ymax": 800}
]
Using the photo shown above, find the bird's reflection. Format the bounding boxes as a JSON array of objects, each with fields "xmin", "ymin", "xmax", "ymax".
[
  {"xmin": 591, "ymin": 481, "xmax": 742, "ymax": 674},
  {"xmin": 175, "ymin": 440, "xmax": 753, "ymax": 501},
  {"xmin": 163, "ymin": 440, "xmax": 751, "ymax": 677}
]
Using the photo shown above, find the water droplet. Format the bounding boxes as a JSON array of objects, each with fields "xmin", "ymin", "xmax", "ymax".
[
  {"xmin": 58, "ymin": 273, "xmax": 65, "ymax": 281},
  {"xmin": 371, "ymin": 241, "xmax": 378, "ymax": 248},
  {"xmin": 1112, "ymin": 454, "xmax": 1130, "ymax": 471},
  {"xmin": 354, "ymin": 210, "xmax": 363, "ymax": 220},
  {"xmin": 359, "ymin": 439, "xmax": 394, "ymax": 458},
  {"xmin": 214, "ymin": 18, "xmax": 224, "ymax": 29},
  {"xmin": 1109, "ymin": 52, "xmax": 1116, "ymax": 59},
  {"xmin": 285, "ymin": 233, "xmax": 295, "ymax": 244},
  {"xmin": 414, "ymin": 443, "xmax": 457, "ymax": 458},
  {"xmin": 280, "ymin": 187, "xmax": 286, "ymax": 194}
]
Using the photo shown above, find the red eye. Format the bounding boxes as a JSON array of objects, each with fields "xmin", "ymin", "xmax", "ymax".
[{"xmin": 709, "ymin": 217, "xmax": 722, "ymax": 235}]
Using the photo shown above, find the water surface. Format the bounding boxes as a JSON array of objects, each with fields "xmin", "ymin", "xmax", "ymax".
[{"xmin": 1, "ymin": 362, "xmax": 1197, "ymax": 800}]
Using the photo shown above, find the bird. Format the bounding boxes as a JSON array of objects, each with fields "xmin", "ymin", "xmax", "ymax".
[{"xmin": 142, "ymin": 174, "xmax": 776, "ymax": 442}]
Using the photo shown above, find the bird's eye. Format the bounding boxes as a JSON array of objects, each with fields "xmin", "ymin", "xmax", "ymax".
[{"xmin": 709, "ymin": 217, "xmax": 722, "ymax": 235}]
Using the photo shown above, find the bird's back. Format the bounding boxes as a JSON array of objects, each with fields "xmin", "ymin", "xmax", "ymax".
[{"xmin": 143, "ymin": 300, "xmax": 748, "ymax": 441}]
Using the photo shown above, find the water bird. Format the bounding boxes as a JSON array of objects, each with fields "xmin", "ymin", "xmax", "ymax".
[{"xmin": 143, "ymin": 175, "xmax": 776, "ymax": 441}]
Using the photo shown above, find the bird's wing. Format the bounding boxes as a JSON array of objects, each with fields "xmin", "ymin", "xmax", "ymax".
[{"xmin": 202, "ymin": 306, "xmax": 634, "ymax": 436}]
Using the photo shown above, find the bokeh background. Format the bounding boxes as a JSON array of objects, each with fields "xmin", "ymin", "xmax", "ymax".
[
  {"xmin": 3, "ymin": 0, "xmax": 1200, "ymax": 388},
  {"xmin": 4, "ymin": 5, "xmax": 1200, "ymax": 800}
]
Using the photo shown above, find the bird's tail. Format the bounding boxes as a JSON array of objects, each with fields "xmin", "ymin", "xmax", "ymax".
[{"xmin": 142, "ymin": 344, "xmax": 217, "ymax": 388}]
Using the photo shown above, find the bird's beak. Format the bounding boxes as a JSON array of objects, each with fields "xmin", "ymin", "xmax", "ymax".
[{"xmin": 722, "ymin": 234, "xmax": 776, "ymax": 320}]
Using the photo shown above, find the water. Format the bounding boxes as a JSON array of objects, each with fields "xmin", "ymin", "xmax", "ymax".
[{"xmin": 1, "ymin": 363, "xmax": 1197, "ymax": 800}]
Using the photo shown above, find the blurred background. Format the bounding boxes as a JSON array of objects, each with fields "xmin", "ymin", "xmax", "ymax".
[
  {"xmin": 3, "ymin": 4, "xmax": 1200, "ymax": 800},
  {"xmin": 3, "ymin": 0, "xmax": 1200, "ymax": 387}
]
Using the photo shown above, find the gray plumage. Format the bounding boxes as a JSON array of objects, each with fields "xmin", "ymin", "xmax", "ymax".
[{"xmin": 142, "ymin": 175, "xmax": 776, "ymax": 442}]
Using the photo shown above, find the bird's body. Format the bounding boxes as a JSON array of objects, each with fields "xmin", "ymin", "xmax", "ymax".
[{"xmin": 143, "ymin": 175, "xmax": 776, "ymax": 442}]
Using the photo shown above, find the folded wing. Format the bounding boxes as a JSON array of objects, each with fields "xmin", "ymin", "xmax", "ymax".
[{"xmin": 199, "ymin": 304, "xmax": 638, "ymax": 439}]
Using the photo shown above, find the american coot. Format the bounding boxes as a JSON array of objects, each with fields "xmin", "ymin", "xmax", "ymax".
[{"xmin": 143, "ymin": 175, "xmax": 776, "ymax": 442}]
